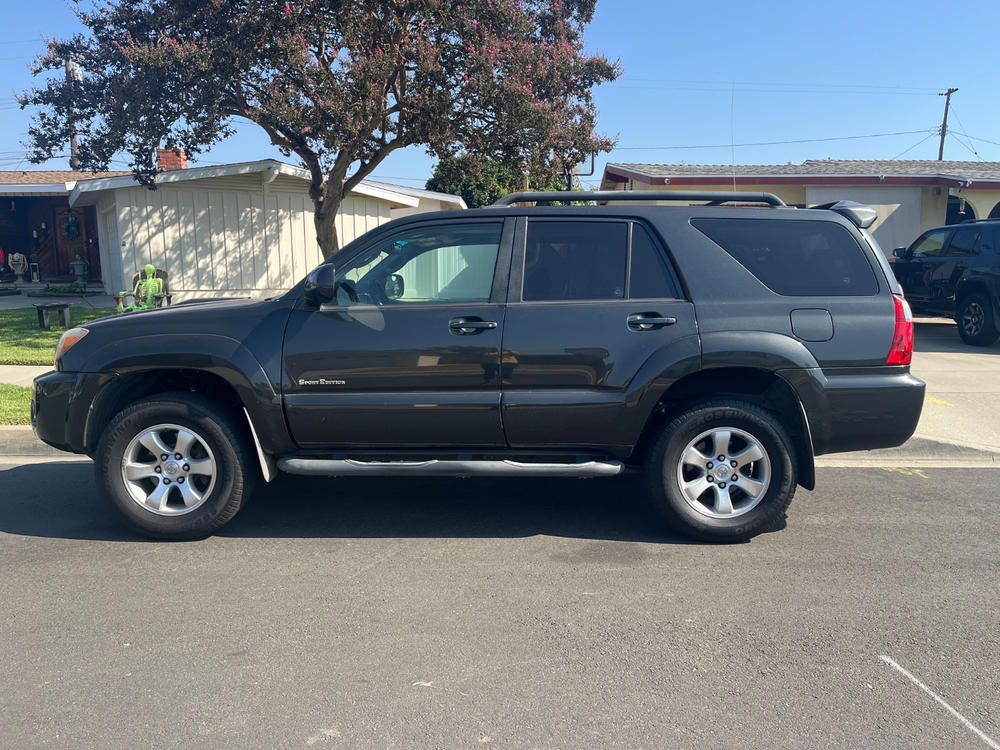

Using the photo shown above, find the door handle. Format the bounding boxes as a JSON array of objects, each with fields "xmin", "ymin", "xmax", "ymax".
[
  {"xmin": 627, "ymin": 313, "xmax": 677, "ymax": 330},
  {"xmin": 449, "ymin": 317, "xmax": 498, "ymax": 335}
]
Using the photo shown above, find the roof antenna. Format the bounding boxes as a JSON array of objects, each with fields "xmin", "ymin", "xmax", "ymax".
[{"xmin": 730, "ymin": 82, "xmax": 737, "ymax": 191}]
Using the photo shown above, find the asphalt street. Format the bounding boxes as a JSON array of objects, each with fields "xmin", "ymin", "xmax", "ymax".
[{"xmin": 1, "ymin": 460, "xmax": 997, "ymax": 749}]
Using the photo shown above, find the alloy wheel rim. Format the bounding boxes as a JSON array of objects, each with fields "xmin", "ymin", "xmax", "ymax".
[
  {"xmin": 962, "ymin": 302, "xmax": 984, "ymax": 336},
  {"xmin": 674, "ymin": 427, "xmax": 771, "ymax": 519},
  {"xmin": 121, "ymin": 423, "xmax": 217, "ymax": 516}
]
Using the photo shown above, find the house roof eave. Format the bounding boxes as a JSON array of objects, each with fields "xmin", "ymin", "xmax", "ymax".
[{"xmin": 67, "ymin": 159, "xmax": 423, "ymax": 209}]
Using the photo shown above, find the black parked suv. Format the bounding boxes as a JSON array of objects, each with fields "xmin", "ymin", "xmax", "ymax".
[
  {"xmin": 33, "ymin": 191, "xmax": 925, "ymax": 542},
  {"xmin": 889, "ymin": 219, "xmax": 1000, "ymax": 346}
]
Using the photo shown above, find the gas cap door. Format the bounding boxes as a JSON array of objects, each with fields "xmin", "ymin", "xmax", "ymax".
[{"xmin": 791, "ymin": 308, "xmax": 834, "ymax": 342}]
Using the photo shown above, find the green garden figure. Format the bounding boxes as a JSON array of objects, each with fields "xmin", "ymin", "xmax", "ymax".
[{"xmin": 119, "ymin": 264, "xmax": 164, "ymax": 312}]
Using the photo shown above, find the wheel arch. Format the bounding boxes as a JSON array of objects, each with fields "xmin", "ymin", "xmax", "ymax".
[
  {"xmin": 79, "ymin": 334, "xmax": 294, "ymax": 457},
  {"xmin": 956, "ymin": 278, "xmax": 1000, "ymax": 315},
  {"xmin": 634, "ymin": 366, "xmax": 815, "ymax": 491},
  {"xmin": 85, "ymin": 369, "xmax": 248, "ymax": 455}
]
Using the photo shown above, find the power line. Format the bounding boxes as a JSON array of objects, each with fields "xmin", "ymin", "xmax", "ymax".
[
  {"xmin": 947, "ymin": 132, "xmax": 984, "ymax": 162},
  {"xmin": 891, "ymin": 133, "xmax": 938, "ymax": 160},
  {"xmin": 946, "ymin": 105, "xmax": 985, "ymax": 161},
  {"xmin": 612, "ymin": 85, "xmax": 939, "ymax": 98},
  {"xmin": 963, "ymin": 133, "xmax": 1000, "ymax": 148},
  {"xmin": 369, "ymin": 174, "xmax": 430, "ymax": 183},
  {"xmin": 613, "ymin": 129, "xmax": 936, "ymax": 152},
  {"xmin": 620, "ymin": 76, "xmax": 942, "ymax": 91}
]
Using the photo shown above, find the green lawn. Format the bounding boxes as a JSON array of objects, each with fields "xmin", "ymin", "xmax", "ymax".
[
  {"xmin": 0, "ymin": 307, "xmax": 117, "ymax": 365},
  {"xmin": 0, "ymin": 383, "xmax": 32, "ymax": 425}
]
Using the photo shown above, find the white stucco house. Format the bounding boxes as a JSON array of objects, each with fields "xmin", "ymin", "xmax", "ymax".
[{"xmin": 66, "ymin": 155, "xmax": 465, "ymax": 299}]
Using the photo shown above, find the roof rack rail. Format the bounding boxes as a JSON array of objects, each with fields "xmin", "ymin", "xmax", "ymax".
[{"xmin": 490, "ymin": 190, "xmax": 787, "ymax": 207}]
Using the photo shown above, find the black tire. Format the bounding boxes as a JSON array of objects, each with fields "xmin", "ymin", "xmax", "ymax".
[
  {"xmin": 644, "ymin": 400, "xmax": 796, "ymax": 543},
  {"xmin": 957, "ymin": 292, "xmax": 999, "ymax": 346},
  {"xmin": 94, "ymin": 393, "xmax": 257, "ymax": 540}
]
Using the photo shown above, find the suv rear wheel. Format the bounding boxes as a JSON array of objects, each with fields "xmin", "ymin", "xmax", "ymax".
[
  {"xmin": 645, "ymin": 400, "xmax": 796, "ymax": 542},
  {"xmin": 957, "ymin": 292, "xmax": 999, "ymax": 346},
  {"xmin": 94, "ymin": 393, "xmax": 256, "ymax": 540}
]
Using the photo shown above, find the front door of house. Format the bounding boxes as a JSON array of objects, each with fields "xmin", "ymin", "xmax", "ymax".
[{"xmin": 53, "ymin": 206, "xmax": 94, "ymax": 279}]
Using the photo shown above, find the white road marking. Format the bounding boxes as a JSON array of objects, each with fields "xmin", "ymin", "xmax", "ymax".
[{"xmin": 879, "ymin": 655, "xmax": 999, "ymax": 749}]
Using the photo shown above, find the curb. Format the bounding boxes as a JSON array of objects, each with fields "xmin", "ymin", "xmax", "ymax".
[
  {"xmin": 816, "ymin": 437, "xmax": 1000, "ymax": 468},
  {"xmin": 0, "ymin": 426, "xmax": 68, "ymax": 457}
]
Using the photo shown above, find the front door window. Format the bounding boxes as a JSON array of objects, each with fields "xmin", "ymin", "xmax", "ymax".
[
  {"xmin": 334, "ymin": 223, "xmax": 502, "ymax": 306},
  {"xmin": 909, "ymin": 228, "xmax": 951, "ymax": 258}
]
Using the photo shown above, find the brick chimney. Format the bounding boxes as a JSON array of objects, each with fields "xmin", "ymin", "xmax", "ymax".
[{"xmin": 156, "ymin": 147, "xmax": 188, "ymax": 171}]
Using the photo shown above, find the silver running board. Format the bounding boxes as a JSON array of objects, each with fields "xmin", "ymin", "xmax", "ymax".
[{"xmin": 276, "ymin": 457, "xmax": 623, "ymax": 478}]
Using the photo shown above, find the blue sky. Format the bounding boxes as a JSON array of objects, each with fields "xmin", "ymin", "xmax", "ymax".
[{"xmin": 2, "ymin": 0, "xmax": 999, "ymax": 188}]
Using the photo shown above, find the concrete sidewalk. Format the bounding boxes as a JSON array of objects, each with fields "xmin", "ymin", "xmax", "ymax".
[
  {"xmin": 0, "ymin": 292, "xmax": 118, "ymax": 310},
  {"xmin": 0, "ymin": 365, "xmax": 52, "ymax": 388}
]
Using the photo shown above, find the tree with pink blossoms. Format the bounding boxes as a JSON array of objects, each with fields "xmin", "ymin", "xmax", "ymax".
[{"xmin": 22, "ymin": 0, "xmax": 619, "ymax": 256}]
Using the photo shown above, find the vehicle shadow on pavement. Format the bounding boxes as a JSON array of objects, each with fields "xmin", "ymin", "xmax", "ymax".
[
  {"xmin": 0, "ymin": 462, "xmax": 775, "ymax": 544},
  {"xmin": 223, "ymin": 473, "xmax": 711, "ymax": 543},
  {"xmin": 913, "ymin": 320, "xmax": 1000, "ymax": 355}
]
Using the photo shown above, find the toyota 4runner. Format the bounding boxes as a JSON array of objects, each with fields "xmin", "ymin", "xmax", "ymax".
[{"xmin": 32, "ymin": 191, "xmax": 925, "ymax": 542}]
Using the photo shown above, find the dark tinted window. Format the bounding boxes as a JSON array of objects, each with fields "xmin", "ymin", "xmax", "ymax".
[
  {"xmin": 947, "ymin": 226, "xmax": 980, "ymax": 256},
  {"xmin": 978, "ymin": 225, "xmax": 999, "ymax": 255},
  {"xmin": 524, "ymin": 221, "xmax": 627, "ymax": 301},
  {"xmin": 910, "ymin": 228, "xmax": 950, "ymax": 258},
  {"xmin": 629, "ymin": 224, "xmax": 680, "ymax": 299},
  {"xmin": 691, "ymin": 218, "xmax": 879, "ymax": 296}
]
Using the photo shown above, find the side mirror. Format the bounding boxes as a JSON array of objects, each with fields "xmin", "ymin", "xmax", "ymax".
[
  {"xmin": 892, "ymin": 247, "xmax": 908, "ymax": 258},
  {"xmin": 384, "ymin": 273, "xmax": 405, "ymax": 300},
  {"xmin": 303, "ymin": 265, "xmax": 336, "ymax": 306}
]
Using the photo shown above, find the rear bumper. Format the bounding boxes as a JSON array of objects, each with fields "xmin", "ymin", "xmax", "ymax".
[{"xmin": 779, "ymin": 367, "xmax": 925, "ymax": 456}]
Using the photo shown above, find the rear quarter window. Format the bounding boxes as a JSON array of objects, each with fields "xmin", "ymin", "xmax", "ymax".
[{"xmin": 691, "ymin": 218, "xmax": 879, "ymax": 296}]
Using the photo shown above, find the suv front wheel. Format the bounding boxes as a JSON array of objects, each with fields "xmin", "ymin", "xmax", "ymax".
[
  {"xmin": 645, "ymin": 400, "xmax": 796, "ymax": 542},
  {"xmin": 94, "ymin": 393, "xmax": 257, "ymax": 540},
  {"xmin": 957, "ymin": 292, "xmax": 999, "ymax": 347}
]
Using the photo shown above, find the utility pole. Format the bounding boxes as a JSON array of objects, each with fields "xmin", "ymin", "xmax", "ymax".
[
  {"xmin": 937, "ymin": 87, "xmax": 958, "ymax": 161},
  {"xmin": 65, "ymin": 58, "xmax": 80, "ymax": 170}
]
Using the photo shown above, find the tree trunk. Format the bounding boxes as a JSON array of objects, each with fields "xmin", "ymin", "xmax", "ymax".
[{"xmin": 314, "ymin": 196, "xmax": 341, "ymax": 259}]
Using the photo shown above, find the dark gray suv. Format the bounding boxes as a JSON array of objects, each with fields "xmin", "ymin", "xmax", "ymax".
[
  {"xmin": 33, "ymin": 191, "xmax": 925, "ymax": 542},
  {"xmin": 889, "ymin": 219, "xmax": 1000, "ymax": 346}
]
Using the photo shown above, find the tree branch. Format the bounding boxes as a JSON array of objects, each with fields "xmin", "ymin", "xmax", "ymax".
[{"xmin": 343, "ymin": 138, "xmax": 406, "ymax": 194}]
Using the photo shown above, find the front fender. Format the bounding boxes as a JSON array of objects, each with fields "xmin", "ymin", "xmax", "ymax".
[{"xmin": 79, "ymin": 334, "xmax": 293, "ymax": 455}]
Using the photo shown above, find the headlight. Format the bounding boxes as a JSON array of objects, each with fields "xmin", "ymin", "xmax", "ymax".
[{"xmin": 55, "ymin": 327, "xmax": 89, "ymax": 361}]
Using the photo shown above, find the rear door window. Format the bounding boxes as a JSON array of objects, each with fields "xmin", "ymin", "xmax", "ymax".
[
  {"xmin": 946, "ymin": 226, "xmax": 980, "ymax": 256},
  {"xmin": 629, "ymin": 224, "xmax": 681, "ymax": 299},
  {"xmin": 523, "ymin": 221, "xmax": 627, "ymax": 301},
  {"xmin": 691, "ymin": 218, "xmax": 879, "ymax": 296},
  {"xmin": 978, "ymin": 225, "xmax": 999, "ymax": 255}
]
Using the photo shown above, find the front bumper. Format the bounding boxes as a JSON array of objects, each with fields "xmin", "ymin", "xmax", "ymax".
[
  {"xmin": 32, "ymin": 370, "xmax": 88, "ymax": 454},
  {"xmin": 780, "ymin": 367, "xmax": 926, "ymax": 456}
]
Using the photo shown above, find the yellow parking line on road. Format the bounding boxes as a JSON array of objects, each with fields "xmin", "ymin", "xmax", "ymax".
[{"xmin": 925, "ymin": 396, "xmax": 955, "ymax": 407}]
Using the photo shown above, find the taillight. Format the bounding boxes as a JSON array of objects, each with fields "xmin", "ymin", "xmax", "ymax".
[{"xmin": 887, "ymin": 293, "xmax": 913, "ymax": 365}]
